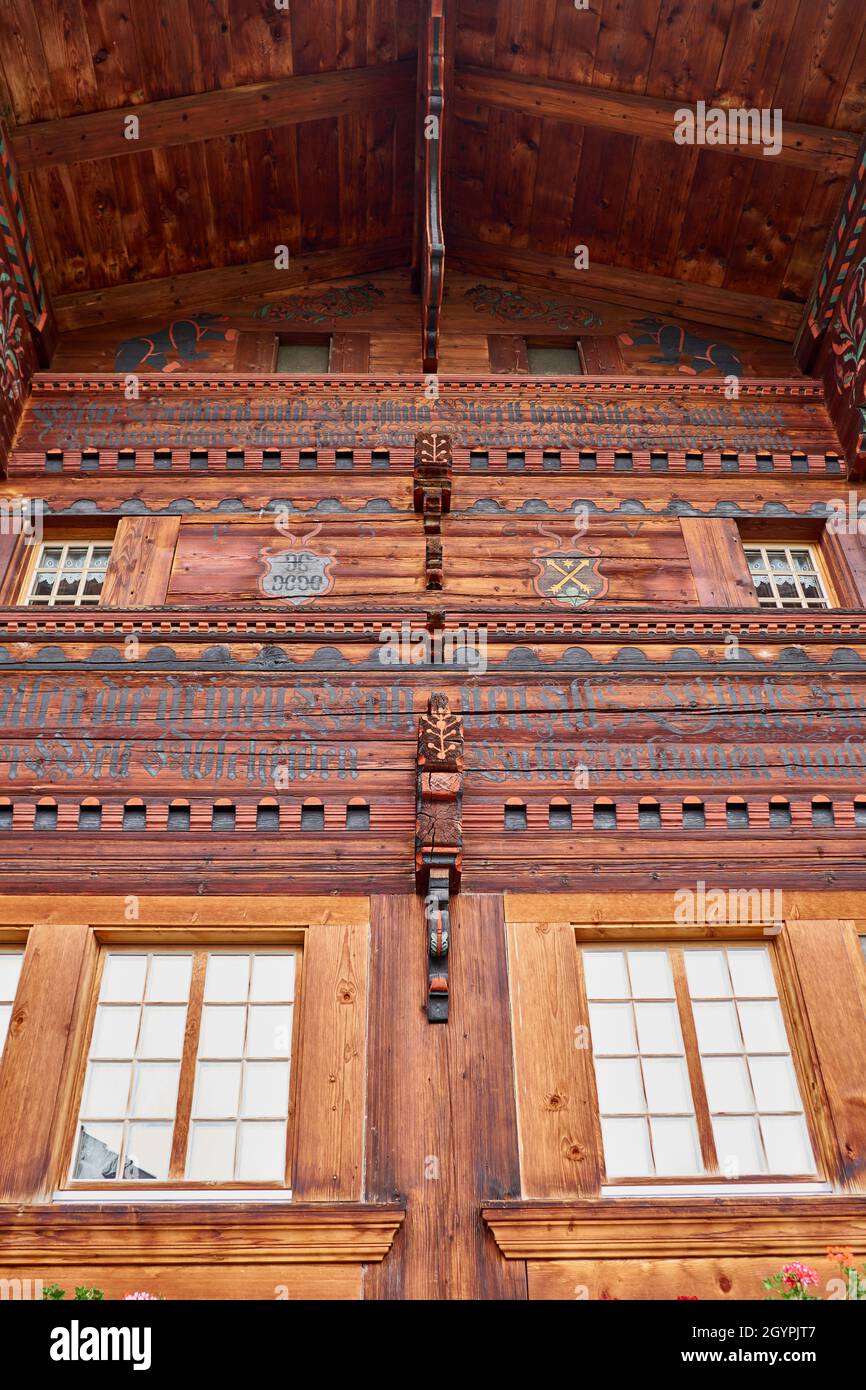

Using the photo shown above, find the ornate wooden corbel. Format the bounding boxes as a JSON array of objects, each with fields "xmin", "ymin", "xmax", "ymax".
[
  {"xmin": 415, "ymin": 692, "xmax": 463, "ymax": 1022},
  {"xmin": 414, "ymin": 432, "xmax": 452, "ymax": 590}
]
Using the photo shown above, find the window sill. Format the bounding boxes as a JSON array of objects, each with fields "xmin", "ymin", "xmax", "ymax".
[
  {"xmin": 483, "ymin": 1195, "xmax": 866, "ymax": 1261},
  {"xmin": 0, "ymin": 1201, "xmax": 405, "ymax": 1265},
  {"xmin": 54, "ymin": 1188, "xmax": 296, "ymax": 1204}
]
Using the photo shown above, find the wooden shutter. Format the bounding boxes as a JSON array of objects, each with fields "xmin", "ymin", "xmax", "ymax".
[
  {"xmin": 488, "ymin": 334, "xmax": 529, "ymax": 373},
  {"xmin": 506, "ymin": 920, "xmax": 602, "ymax": 1197},
  {"xmin": 580, "ymin": 335, "xmax": 626, "ymax": 373},
  {"xmin": 101, "ymin": 516, "xmax": 181, "ymax": 607},
  {"xmin": 233, "ymin": 330, "xmax": 278, "ymax": 371},
  {"xmin": 329, "ymin": 333, "xmax": 371, "ymax": 373},
  {"xmin": 679, "ymin": 518, "xmax": 759, "ymax": 607}
]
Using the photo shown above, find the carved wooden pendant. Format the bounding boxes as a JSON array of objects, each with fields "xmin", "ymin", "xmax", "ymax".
[{"xmin": 415, "ymin": 691, "xmax": 463, "ymax": 1022}]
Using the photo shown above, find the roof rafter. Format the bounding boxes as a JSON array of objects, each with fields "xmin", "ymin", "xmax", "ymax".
[
  {"xmin": 9, "ymin": 61, "xmax": 417, "ymax": 171},
  {"xmin": 455, "ymin": 67, "xmax": 860, "ymax": 175}
]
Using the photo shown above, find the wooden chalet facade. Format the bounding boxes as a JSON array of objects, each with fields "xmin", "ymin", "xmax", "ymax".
[{"xmin": 0, "ymin": 0, "xmax": 865, "ymax": 1306}]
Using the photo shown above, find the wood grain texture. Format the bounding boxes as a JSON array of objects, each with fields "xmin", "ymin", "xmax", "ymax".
[
  {"xmin": 292, "ymin": 920, "xmax": 369, "ymax": 1201},
  {"xmin": 364, "ymin": 894, "xmax": 526, "ymax": 1299},
  {"xmin": 0, "ymin": 1202, "xmax": 404, "ymax": 1263},
  {"xmin": 0, "ymin": 923, "xmax": 92, "ymax": 1201},
  {"xmin": 101, "ymin": 515, "xmax": 180, "ymax": 607},
  {"xmin": 484, "ymin": 1195, "xmax": 866, "ymax": 1259},
  {"xmin": 455, "ymin": 66, "xmax": 859, "ymax": 173},
  {"xmin": 526, "ymin": 1255, "xmax": 854, "ymax": 1302},
  {"xmin": 679, "ymin": 518, "xmax": 759, "ymax": 607},
  {"xmin": 506, "ymin": 920, "xmax": 601, "ymax": 1198},
  {"xmin": 786, "ymin": 919, "xmax": 866, "ymax": 1193},
  {"xmin": 9, "ymin": 63, "xmax": 418, "ymax": 170}
]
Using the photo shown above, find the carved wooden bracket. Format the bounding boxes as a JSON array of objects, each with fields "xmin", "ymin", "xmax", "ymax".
[
  {"xmin": 415, "ymin": 691, "xmax": 463, "ymax": 1022},
  {"xmin": 418, "ymin": 0, "xmax": 445, "ymax": 373},
  {"xmin": 414, "ymin": 432, "xmax": 452, "ymax": 590}
]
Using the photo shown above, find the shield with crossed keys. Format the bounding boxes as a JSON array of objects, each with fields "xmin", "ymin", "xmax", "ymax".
[{"xmin": 531, "ymin": 546, "xmax": 609, "ymax": 609}]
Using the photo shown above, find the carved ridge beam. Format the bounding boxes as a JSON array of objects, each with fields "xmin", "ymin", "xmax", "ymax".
[
  {"xmin": 415, "ymin": 692, "xmax": 463, "ymax": 1023},
  {"xmin": 455, "ymin": 68, "xmax": 860, "ymax": 175},
  {"xmin": 414, "ymin": 431, "xmax": 452, "ymax": 589},
  {"xmin": 9, "ymin": 63, "xmax": 417, "ymax": 172},
  {"xmin": 417, "ymin": 0, "xmax": 446, "ymax": 374}
]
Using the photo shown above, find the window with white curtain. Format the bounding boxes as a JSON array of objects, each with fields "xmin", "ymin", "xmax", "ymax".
[
  {"xmin": 582, "ymin": 944, "xmax": 816, "ymax": 1181},
  {"xmin": 71, "ymin": 948, "xmax": 297, "ymax": 1185}
]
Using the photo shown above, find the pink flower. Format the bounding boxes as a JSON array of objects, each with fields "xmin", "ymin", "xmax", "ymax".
[
  {"xmin": 781, "ymin": 1263, "xmax": 819, "ymax": 1290},
  {"xmin": 677, "ymin": 1295, "xmax": 699, "ymax": 1300},
  {"xmin": 124, "ymin": 1291, "xmax": 159, "ymax": 1300}
]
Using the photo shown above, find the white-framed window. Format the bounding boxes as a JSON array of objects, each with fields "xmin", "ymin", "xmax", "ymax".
[
  {"xmin": 71, "ymin": 948, "xmax": 297, "ymax": 1185},
  {"xmin": 743, "ymin": 545, "xmax": 830, "ymax": 610},
  {"xmin": 582, "ymin": 944, "xmax": 816, "ymax": 1181},
  {"xmin": 0, "ymin": 948, "xmax": 24, "ymax": 1058},
  {"xmin": 25, "ymin": 541, "xmax": 113, "ymax": 606}
]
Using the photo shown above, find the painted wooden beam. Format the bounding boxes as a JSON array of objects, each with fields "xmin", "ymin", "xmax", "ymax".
[
  {"xmin": 9, "ymin": 61, "xmax": 417, "ymax": 171},
  {"xmin": 455, "ymin": 67, "xmax": 860, "ymax": 175},
  {"xmin": 449, "ymin": 235, "xmax": 803, "ymax": 341},
  {"xmin": 53, "ymin": 240, "xmax": 411, "ymax": 331}
]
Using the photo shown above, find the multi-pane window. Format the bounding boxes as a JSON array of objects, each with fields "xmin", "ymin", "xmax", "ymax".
[
  {"xmin": 26, "ymin": 542, "xmax": 113, "ymax": 606},
  {"xmin": 744, "ymin": 545, "xmax": 830, "ymax": 610},
  {"xmin": 71, "ymin": 949, "xmax": 297, "ymax": 1185},
  {"xmin": 583, "ymin": 945, "xmax": 815, "ymax": 1181},
  {"xmin": 0, "ymin": 949, "xmax": 24, "ymax": 1058}
]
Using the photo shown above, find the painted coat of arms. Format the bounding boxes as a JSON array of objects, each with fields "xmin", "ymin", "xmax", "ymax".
[
  {"xmin": 531, "ymin": 528, "xmax": 608, "ymax": 609},
  {"xmin": 258, "ymin": 526, "xmax": 334, "ymax": 605}
]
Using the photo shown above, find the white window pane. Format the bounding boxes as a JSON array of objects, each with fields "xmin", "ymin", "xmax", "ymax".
[
  {"xmin": 0, "ymin": 1003, "xmax": 11, "ymax": 1052},
  {"xmin": 91, "ymin": 1005, "xmax": 140, "ymax": 1058},
  {"xmin": 124, "ymin": 1122, "xmax": 173, "ymax": 1180},
  {"xmin": 692, "ymin": 1001, "xmax": 742, "ymax": 1053},
  {"xmin": 74, "ymin": 1123, "xmax": 122, "ymax": 1179},
  {"xmin": 642, "ymin": 1057, "xmax": 693, "ymax": 1114},
  {"xmin": 634, "ymin": 1002, "xmax": 682, "ymax": 1054},
  {"xmin": 683, "ymin": 949, "xmax": 731, "ymax": 998},
  {"xmin": 738, "ymin": 1000, "xmax": 788, "ymax": 1052},
  {"xmin": 594, "ymin": 1057, "xmax": 645, "ymax": 1114},
  {"xmin": 627, "ymin": 950, "xmax": 674, "ymax": 998},
  {"xmin": 583, "ymin": 951, "xmax": 629, "ymax": 999},
  {"xmin": 250, "ymin": 954, "xmax": 295, "ymax": 1002},
  {"xmin": 246, "ymin": 1005, "xmax": 292, "ymax": 1058},
  {"xmin": 760, "ymin": 1115, "xmax": 815, "ymax": 1175},
  {"xmin": 187, "ymin": 1122, "xmax": 236, "ymax": 1181},
  {"xmin": 588, "ymin": 1002, "xmax": 637, "ymax": 1055},
  {"xmin": 749, "ymin": 1055, "xmax": 801, "ymax": 1112},
  {"xmin": 601, "ymin": 1117, "xmax": 653, "ymax": 1177},
  {"xmin": 100, "ymin": 955, "xmax": 147, "ymax": 1003},
  {"xmin": 138, "ymin": 1005, "xmax": 187, "ymax": 1059},
  {"xmin": 146, "ymin": 955, "xmax": 192, "ymax": 1003},
  {"xmin": 194, "ymin": 1061, "xmax": 242, "ymax": 1118},
  {"xmin": 712, "ymin": 1115, "xmax": 765, "ymax": 1175},
  {"xmin": 242, "ymin": 1061, "xmax": 291, "ymax": 1118},
  {"xmin": 131, "ymin": 1062, "xmax": 180, "ymax": 1119},
  {"xmin": 650, "ymin": 1116, "xmax": 703, "ymax": 1176},
  {"xmin": 0, "ymin": 952, "xmax": 23, "ymax": 1000},
  {"xmin": 702, "ymin": 1056, "xmax": 754, "ymax": 1113},
  {"xmin": 204, "ymin": 955, "xmax": 251, "ymax": 1003},
  {"xmin": 81, "ymin": 1062, "xmax": 132, "ymax": 1119},
  {"xmin": 237, "ymin": 1121, "xmax": 286, "ymax": 1181},
  {"xmin": 727, "ymin": 948, "xmax": 776, "ymax": 997},
  {"xmin": 199, "ymin": 1005, "xmax": 247, "ymax": 1058}
]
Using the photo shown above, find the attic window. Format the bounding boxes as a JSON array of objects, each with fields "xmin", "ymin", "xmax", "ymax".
[
  {"xmin": 526, "ymin": 340, "xmax": 584, "ymax": 376},
  {"xmin": 276, "ymin": 337, "xmax": 332, "ymax": 373}
]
